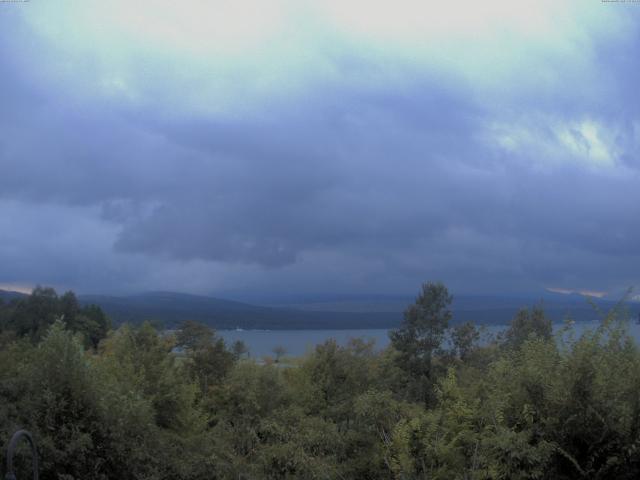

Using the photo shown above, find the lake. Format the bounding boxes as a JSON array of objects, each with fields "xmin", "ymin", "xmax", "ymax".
[{"xmin": 218, "ymin": 319, "xmax": 640, "ymax": 358}]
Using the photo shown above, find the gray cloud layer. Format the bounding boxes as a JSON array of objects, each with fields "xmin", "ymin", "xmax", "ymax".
[{"xmin": 1, "ymin": 5, "xmax": 639, "ymax": 296}]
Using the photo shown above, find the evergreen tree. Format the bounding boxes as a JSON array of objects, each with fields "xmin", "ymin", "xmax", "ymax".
[{"xmin": 389, "ymin": 281, "xmax": 452, "ymax": 405}]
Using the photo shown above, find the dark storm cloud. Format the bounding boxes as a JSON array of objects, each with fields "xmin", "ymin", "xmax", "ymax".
[
  {"xmin": 109, "ymin": 80, "xmax": 481, "ymax": 267},
  {"xmin": 1, "ymin": 5, "xmax": 640, "ymax": 295}
]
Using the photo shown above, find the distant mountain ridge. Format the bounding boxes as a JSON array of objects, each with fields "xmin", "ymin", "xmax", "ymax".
[
  {"xmin": 262, "ymin": 291, "xmax": 639, "ymax": 327},
  {"xmin": 75, "ymin": 290, "xmax": 640, "ymax": 329},
  {"xmin": 77, "ymin": 291, "xmax": 400, "ymax": 329},
  {"xmin": 0, "ymin": 290, "xmax": 25, "ymax": 301},
  {"xmin": 2, "ymin": 289, "xmax": 638, "ymax": 330}
]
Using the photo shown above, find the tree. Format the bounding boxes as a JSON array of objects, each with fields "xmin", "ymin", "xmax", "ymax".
[
  {"xmin": 2, "ymin": 288, "xmax": 110, "ymax": 348},
  {"xmin": 176, "ymin": 320, "xmax": 214, "ymax": 351},
  {"xmin": 389, "ymin": 281, "xmax": 452, "ymax": 405},
  {"xmin": 232, "ymin": 339, "xmax": 249, "ymax": 359},
  {"xmin": 273, "ymin": 345, "xmax": 287, "ymax": 363},
  {"xmin": 9, "ymin": 286, "xmax": 59, "ymax": 341},
  {"xmin": 75, "ymin": 304, "xmax": 111, "ymax": 349},
  {"xmin": 450, "ymin": 321, "xmax": 480, "ymax": 361},
  {"xmin": 189, "ymin": 338, "xmax": 236, "ymax": 393},
  {"xmin": 61, "ymin": 291, "xmax": 111, "ymax": 348},
  {"xmin": 503, "ymin": 304, "xmax": 552, "ymax": 350},
  {"xmin": 292, "ymin": 339, "xmax": 376, "ymax": 426},
  {"xmin": 59, "ymin": 290, "xmax": 80, "ymax": 320},
  {"xmin": 172, "ymin": 321, "xmax": 238, "ymax": 395}
]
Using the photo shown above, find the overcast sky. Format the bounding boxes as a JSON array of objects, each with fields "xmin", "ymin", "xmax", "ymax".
[{"xmin": 1, "ymin": 1, "xmax": 639, "ymax": 298}]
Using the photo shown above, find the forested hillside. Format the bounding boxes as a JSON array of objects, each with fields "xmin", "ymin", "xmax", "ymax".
[
  {"xmin": 1, "ymin": 284, "xmax": 640, "ymax": 479},
  {"xmin": 4, "ymin": 288, "xmax": 633, "ymax": 331},
  {"xmin": 76, "ymin": 291, "xmax": 400, "ymax": 330}
]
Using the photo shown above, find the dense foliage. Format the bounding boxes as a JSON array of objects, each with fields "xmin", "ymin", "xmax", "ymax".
[{"xmin": 1, "ymin": 283, "xmax": 640, "ymax": 479}]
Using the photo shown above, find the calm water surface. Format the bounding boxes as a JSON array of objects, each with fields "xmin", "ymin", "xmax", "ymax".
[{"xmin": 218, "ymin": 320, "xmax": 640, "ymax": 358}]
